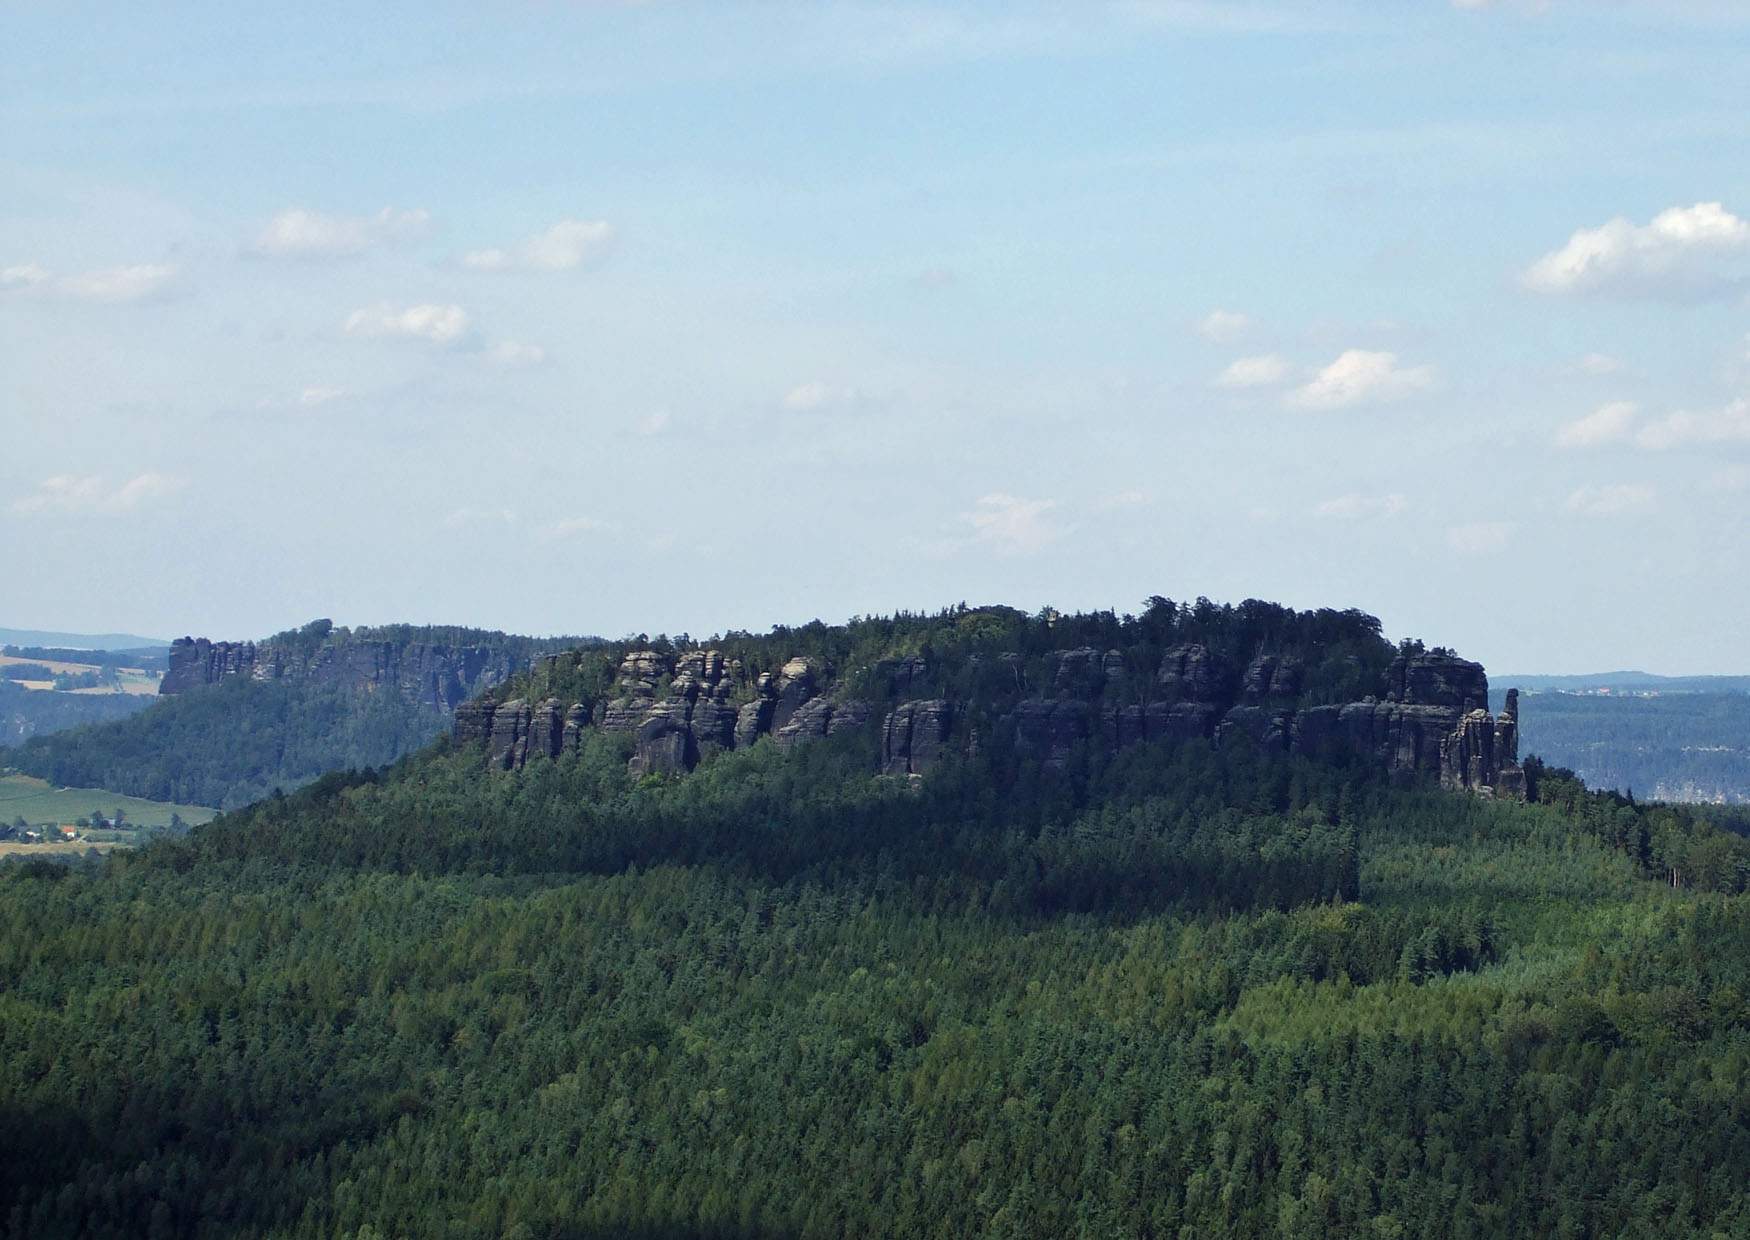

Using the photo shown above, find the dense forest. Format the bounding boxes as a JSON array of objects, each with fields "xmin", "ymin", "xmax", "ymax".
[
  {"xmin": 1505, "ymin": 690, "xmax": 1750, "ymax": 805},
  {"xmin": 0, "ymin": 679, "xmax": 153, "ymax": 745},
  {"xmin": 1, "ymin": 622, "xmax": 595, "ymax": 808},
  {"xmin": 2, "ymin": 677, "xmax": 445, "ymax": 809},
  {"xmin": 2, "ymin": 600, "xmax": 1749, "ymax": 1236}
]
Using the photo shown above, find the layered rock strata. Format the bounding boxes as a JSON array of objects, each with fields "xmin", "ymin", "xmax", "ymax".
[
  {"xmin": 162, "ymin": 635, "xmax": 522, "ymax": 713},
  {"xmin": 455, "ymin": 642, "xmax": 1526, "ymax": 799}
]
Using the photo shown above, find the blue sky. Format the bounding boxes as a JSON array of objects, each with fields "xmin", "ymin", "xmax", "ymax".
[{"xmin": 3, "ymin": 1, "xmax": 1748, "ymax": 672}]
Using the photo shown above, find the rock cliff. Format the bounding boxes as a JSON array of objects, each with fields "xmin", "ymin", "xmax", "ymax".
[
  {"xmin": 162, "ymin": 631, "xmax": 528, "ymax": 714},
  {"xmin": 455, "ymin": 639, "xmax": 1526, "ymax": 799}
]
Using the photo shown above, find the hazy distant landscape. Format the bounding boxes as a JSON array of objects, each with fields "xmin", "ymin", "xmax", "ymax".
[{"xmin": 5, "ymin": 3, "xmax": 1749, "ymax": 1235}]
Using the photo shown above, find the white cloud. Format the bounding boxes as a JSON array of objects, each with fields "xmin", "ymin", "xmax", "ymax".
[
  {"xmin": 1556, "ymin": 400, "xmax": 1638, "ymax": 448},
  {"xmin": 1634, "ymin": 397, "xmax": 1750, "ymax": 449},
  {"xmin": 444, "ymin": 507, "xmax": 519, "ymax": 529},
  {"xmin": 344, "ymin": 302, "xmax": 470, "ymax": 345},
  {"xmin": 542, "ymin": 516, "xmax": 613, "ymax": 541},
  {"xmin": 1196, "ymin": 308, "xmax": 1251, "ymax": 342},
  {"xmin": 1448, "ymin": 521, "xmax": 1516, "ymax": 555},
  {"xmin": 1, "ymin": 263, "xmax": 50, "ymax": 290},
  {"xmin": 484, "ymin": 340, "xmax": 547, "ymax": 368},
  {"xmin": 633, "ymin": 410, "xmax": 672, "ymax": 437},
  {"xmin": 1566, "ymin": 482, "xmax": 1656, "ymax": 516},
  {"xmin": 463, "ymin": 218, "xmax": 614, "ymax": 272},
  {"xmin": 56, "ymin": 264, "xmax": 177, "ymax": 304},
  {"xmin": 1575, "ymin": 352, "xmax": 1624, "ymax": 376},
  {"xmin": 1312, "ymin": 492, "xmax": 1407, "ymax": 519},
  {"xmin": 964, "ymin": 493, "xmax": 1062, "ymax": 556},
  {"xmin": 781, "ymin": 380, "xmax": 859, "ymax": 412},
  {"xmin": 1523, "ymin": 201, "xmax": 1750, "ymax": 299},
  {"xmin": 1706, "ymin": 464, "xmax": 1750, "ymax": 493},
  {"xmin": 11, "ymin": 472, "xmax": 183, "ymax": 516},
  {"xmin": 1288, "ymin": 350, "xmax": 1433, "ymax": 410},
  {"xmin": 1213, "ymin": 353, "xmax": 1289, "ymax": 388},
  {"xmin": 1095, "ymin": 488, "xmax": 1152, "ymax": 510},
  {"xmin": 1, "ymin": 261, "xmax": 176, "ymax": 303},
  {"xmin": 255, "ymin": 206, "xmax": 429, "ymax": 258}
]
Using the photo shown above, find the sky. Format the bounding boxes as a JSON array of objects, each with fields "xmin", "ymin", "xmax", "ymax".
[{"xmin": 3, "ymin": 1, "xmax": 1748, "ymax": 673}]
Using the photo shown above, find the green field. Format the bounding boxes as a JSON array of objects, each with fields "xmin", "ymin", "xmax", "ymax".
[{"xmin": 0, "ymin": 773, "xmax": 216, "ymax": 830}]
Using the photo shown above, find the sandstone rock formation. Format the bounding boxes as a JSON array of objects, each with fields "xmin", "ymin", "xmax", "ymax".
[
  {"xmin": 881, "ymin": 699, "xmax": 953, "ymax": 776},
  {"xmin": 453, "ymin": 638, "xmax": 1525, "ymax": 799},
  {"xmin": 162, "ymin": 632, "xmax": 525, "ymax": 713}
]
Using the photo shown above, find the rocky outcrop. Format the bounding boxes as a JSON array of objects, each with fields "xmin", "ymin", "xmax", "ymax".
[
  {"xmin": 881, "ymin": 699, "xmax": 954, "ymax": 776},
  {"xmin": 486, "ymin": 699, "xmax": 532, "ymax": 770},
  {"xmin": 775, "ymin": 697, "xmax": 873, "ymax": 750},
  {"xmin": 454, "ymin": 637, "xmax": 1524, "ymax": 800},
  {"xmin": 1052, "ymin": 648, "xmax": 1125, "ymax": 697},
  {"xmin": 1158, "ymin": 644, "xmax": 1236, "ymax": 704},
  {"xmin": 494, "ymin": 648, "xmax": 876, "ymax": 777},
  {"xmin": 1276, "ymin": 655, "xmax": 1523, "ymax": 797},
  {"xmin": 162, "ymin": 633, "xmax": 524, "ymax": 713}
]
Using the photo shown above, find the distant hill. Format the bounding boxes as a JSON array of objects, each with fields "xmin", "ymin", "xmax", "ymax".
[
  {"xmin": 9, "ymin": 596, "xmax": 1750, "ymax": 1237},
  {"xmin": 0, "ymin": 626, "xmax": 168, "ymax": 652},
  {"xmin": 2, "ymin": 619, "xmax": 600, "ymax": 808},
  {"xmin": 0, "ymin": 680, "xmax": 155, "ymax": 744},
  {"xmin": 1501, "ymin": 671, "xmax": 1750, "ymax": 695},
  {"xmin": 1496, "ymin": 680, "xmax": 1750, "ymax": 805}
]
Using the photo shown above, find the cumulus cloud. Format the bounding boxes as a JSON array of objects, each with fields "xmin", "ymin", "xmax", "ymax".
[
  {"xmin": 2, "ymin": 261, "xmax": 177, "ymax": 303},
  {"xmin": 1312, "ymin": 492, "xmax": 1407, "ymax": 519},
  {"xmin": 11, "ymin": 472, "xmax": 183, "ymax": 516},
  {"xmin": 781, "ymin": 381, "xmax": 861, "ymax": 412},
  {"xmin": 1213, "ymin": 353, "xmax": 1289, "ymax": 389},
  {"xmin": 542, "ymin": 516, "xmax": 614, "ymax": 541},
  {"xmin": 443, "ymin": 507, "xmax": 518, "ymax": 529},
  {"xmin": 1706, "ymin": 464, "xmax": 1750, "ymax": 493},
  {"xmin": 963, "ymin": 493, "xmax": 1062, "ymax": 556},
  {"xmin": 1095, "ymin": 488, "xmax": 1152, "ymax": 510},
  {"xmin": 1448, "ymin": 521, "xmax": 1516, "ymax": 555},
  {"xmin": 463, "ymin": 219, "xmax": 614, "ymax": 272},
  {"xmin": 255, "ymin": 206, "xmax": 429, "ymax": 258},
  {"xmin": 344, "ymin": 302, "xmax": 471, "ymax": 345},
  {"xmin": 1523, "ymin": 202, "xmax": 1750, "ymax": 300},
  {"xmin": 1634, "ymin": 397, "xmax": 1750, "ymax": 449},
  {"xmin": 60, "ymin": 265, "xmax": 179, "ymax": 303},
  {"xmin": 484, "ymin": 340, "xmax": 547, "ymax": 368},
  {"xmin": 1, "ymin": 263, "xmax": 50, "ymax": 290},
  {"xmin": 1566, "ymin": 482, "xmax": 1656, "ymax": 516},
  {"xmin": 1575, "ymin": 352, "xmax": 1624, "ymax": 376},
  {"xmin": 1556, "ymin": 400, "xmax": 1638, "ymax": 448},
  {"xmin": 1288, "ymin": 350, "xmax": 1433, "ymax": 410},
  {"xmin": 1196, "ymin": 308, "xmax": 1251, "ymax": 342}
]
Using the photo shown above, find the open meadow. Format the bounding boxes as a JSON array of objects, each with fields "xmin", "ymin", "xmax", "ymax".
[{"xmin": 0, "ymin": 772, "xmax": 215, "ymax": 830}]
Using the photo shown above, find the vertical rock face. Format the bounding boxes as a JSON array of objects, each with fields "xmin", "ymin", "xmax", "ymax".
[
  {"xmin": 1157, "ymin": 644, "xmax": 1235, "ymax": 703},
  {"xmin": 881, "ymin": 700, "xmax": 954, "ymax": 776},
  {"xmin": 487, "ymin": 699, "xmax": 532, "ymax": 770},
  {"xmin": 1286, "ymin": 655, "xmax": 1524, "ymax": 797},
  {"xmin": 771, "ymin": 658, "xmax": 819, "ymax": 733},
  {"xmin": 454, "ymin": 635, "xmax": 1524, "ymax": 800},
  {"xmin": 161, "ymin": 633, "xmax": 524, "ymax": 713},
  {"xmin": 161, "ymin": 638, "xmax": 261, "ymax": 694},
  {"xmin": 562, "ymin": 703, "xmax": 591, "ymax": 753},
  {"xmin": 531, "ymin": 648, "xmax": 879, "ymax": 777}
]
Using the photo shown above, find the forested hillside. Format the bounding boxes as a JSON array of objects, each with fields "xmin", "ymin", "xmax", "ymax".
[
  {"xmin": 1502, "ymin": 689, "xmax": 1750, "ymax": 805},
  {"xmin": 2, "ymin": 600, "xmax": 1749, "ymax": 1237},
  {"xmin": 0, "ymin": 679, "xmax": 154, "ymax": 745},
  {"xmin": 2, "ymin": 621, "xmax": 594, "ymax": 808},
  {"xmin": 3, "ymin": 677, "xmax": 442, "ymax": 809}
]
